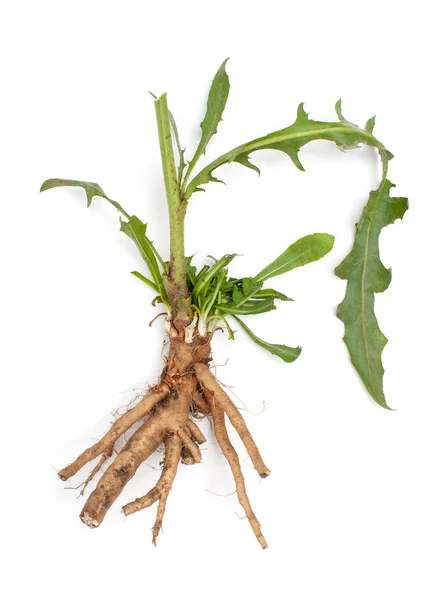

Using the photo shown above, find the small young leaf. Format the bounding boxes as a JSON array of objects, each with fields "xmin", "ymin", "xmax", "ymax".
[
  {"xmin": 233, "ymin": 316, "xmax": 301, "ymax": 363},
  {"xmin": 40, "ymin": 178, "xmax": 130, "ymax": 218},
  {"xmin": 252, "ymin": 288, "xmax": 293, "ymax": 302},
  {"xmin": 216, "ymin": 298, "xmax": 276, "ymax": 315},
  {"xmin": 230, "ymin": 277, "xmax": 262, "ymax": 308},
  {"xmin": 192, "ymin": 253, "xmax": 237, "ymax": 299},
  {"xmin": 185, "ymin": 59, "xmax": 230, "ymax": 181},
  {"xmin": 131, "ymin": 271, "xmax": 159, "ymax": 292},
  {"xmin": 232, "ymin": 285, "xmax": 244, "ymax": 305},
  {"xmin": 255, "ymin": 233, "xmax": 335, "ymax": 282},
  {"xmin": 335, "ymin": 180, "xmax": 408, "ymax": 408},
  {"xmin": 186, "ymin": 257, "xmax": 198, "ymax": 289}
]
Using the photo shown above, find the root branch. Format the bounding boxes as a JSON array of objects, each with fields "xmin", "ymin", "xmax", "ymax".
[
  {"xmin": 205, "ymin": 387, "xmax": 268, "ymax": 549},
  {"xmin": 59, "ymin": 383, "xmax": 169, "ymax": 481},
  {"xmin": 194, "ymin": 363, "xmax": 270, "ymax": 478}
]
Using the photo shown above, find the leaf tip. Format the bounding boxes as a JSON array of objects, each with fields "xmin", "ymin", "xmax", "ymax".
[
  {"xmin": 335, "ymin": 99, "xmax": 344, "ymax": 121},
  {"xmin": 154, "ymin": 92, "xmax": 167, "ymax": 105},
  {"xmin": 365, "ymin": 114, "xmax": 376, "ymax": 134}
]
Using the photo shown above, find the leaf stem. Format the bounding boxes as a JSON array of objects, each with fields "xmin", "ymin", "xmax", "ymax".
[{"xmin": 154, "ymin": 94, "xmax": 191, "ymax": 326}]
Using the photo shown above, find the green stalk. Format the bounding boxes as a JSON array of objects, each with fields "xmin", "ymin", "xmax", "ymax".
[{"xmin": 154, "ymin": 94, "xmax": 191, "ymax": 326}]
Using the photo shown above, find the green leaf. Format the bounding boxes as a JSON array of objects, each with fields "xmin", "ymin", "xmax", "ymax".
[
  {"xmin": 184, "ymin": 59, "xmax": 230, "ymax": 182},
  {"xmin": 255, "ymin": 233, "xmax": 335, "ymax": 282},
  {"xmin": 229, "ymin": 277, "xmax": 262, "ymax": 308},
  {"xmin": 233, "ymin": 316, "xmax": 301, "ymax": 363},
  {"xmin": 192, "ymin": 253, "xmax": 237, "ymax": 299},
  {"xmin": 131, "ymin": 271, "xmax": 159, "ymax": 292},
  {"xmin": 184, "ymin": 101, "xmax": 392, "ymax": 199},
  {"xmin": 120, "ymin": 216, "xmax": 170, "ymax": 308},
  {"xmin": 252, "ymin": 288, "xmax": 293, "ymax": 302},
  {"xmin": 232, "ymin": 284, "xmax": 244, "ymax": 305},
  {"xmin": 186, "ymin": 257, "xmax": 198, "ymax": 288},
  {"xmin": 335, "ymin": 179, "xmax": 408, "ymax": 408},
  {"xmin": 40, "ymin": 178, "xmax": 130, "ymax": 218},
  {"xmin": 215, "ymin": 298, "xmax": 276, "ymax": 315}
]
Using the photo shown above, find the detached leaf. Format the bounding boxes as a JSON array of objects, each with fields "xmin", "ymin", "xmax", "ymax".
[
  {"xmin": 185, "ymin": 59, "xmax": 230, "ymax": 180},
  {"xmin": 335, "ymin": 180, "xmax": 408, "ymax": 408},
  {"xmin": 255, "ymin": 233, "xmax": 335, "ymax": 282},
  {"xmin": 40, "ymin": 178, "xmax": 130, "ymax": 217},
  {"xmin": 185, "ymin": 102, "xmax": 391, "ymax": 199},
  {"xmin": 233, "ymin": 316, "xmax": 301, "ymax": 363}
]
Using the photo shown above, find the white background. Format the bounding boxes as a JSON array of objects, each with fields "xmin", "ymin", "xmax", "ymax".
[{"xmin": 2, "ymin": 1, "xmax": 441, "ymax": 598}]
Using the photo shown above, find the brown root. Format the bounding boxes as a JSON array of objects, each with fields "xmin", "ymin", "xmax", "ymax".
[
  {"xmin": 187, "ymin": 419, "xmax": 206, "ymax": 445},
  {"xmin": 58, "ymin": 383, "xmax": 169, "ymax": 481},
  {"xmin": 122, "ymin": 433, "xmax": 181, "ymax": 544},
  {"xmin": 67, "ymin": 448, "xmax": 114, "ymax": 497},
  {"xmin": 58, "ymin": 333, "xmax": 269, "ymax": 548},
  {"xmin": 177, "ymin": 427, "xmax": 203, "ymax": 463},
  {"xmin": 190, "ymin": 389, "xmax": 211, "ymax": 415},
  {"xmin": 194, "ymin": 363, "xmax": 270, "ymax": 478},
  {"xmin": 204, "ymin": 387, "xmax": 268, "ymax": 549},
  {"xmin": 80, "ymin": 409, "xmax": 167, "ymax": 528}
]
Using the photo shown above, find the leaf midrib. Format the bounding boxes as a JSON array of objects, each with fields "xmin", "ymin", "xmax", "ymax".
[
  {"xmin": 359, "ymin": 187, "xmax": 385, "ymax": 403},
  {"xmin": 186, "ymin": 124, "xmax": 381, "ymax": 197},
  {"xmin": 257, "ymin": 249, "xmax": 311, "ymax": 281}
]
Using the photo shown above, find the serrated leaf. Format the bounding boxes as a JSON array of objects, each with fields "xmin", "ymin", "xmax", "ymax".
[
  {"xmin": 185, "ymin": 59, "xmax": 230, "ymax": 181},
  {"xmin": 184, "ymin": 102, "xmax": 391, "ymax": 199},
  {"xmin": 255, "ymin": 233, "xmax": 335, "ymax": 282},
  {"xmin": 40, "ymin": 178, "xmax": 130, "ymax": 217},
  {"xmin": 233, "ymin": 153, "xmax": 260, "ymax": 175},
  {"xmin": 335, "ymin": 180, "xmax": 408, "ymax": 408},
  {"xmin": 233, "ymin": 316, "xmax": 301, "ymax": 363}
]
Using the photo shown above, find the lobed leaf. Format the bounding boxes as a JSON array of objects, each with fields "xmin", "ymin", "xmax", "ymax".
[
  {"xmin": 233, "ymin": 316, "xmax": 301, "ymax": 363},
  {"xmin": 40, "ymin": 178, "xmax": 130, "ymax": 217},
  {"xmin": 255, "ymin": 233, "xmax": 335, "ymax": 282},
  {"xmin": 184, "ymin": 102, "xmax": 392, "ymax": 199},
  {"xmin": 335, "ymin": 179, "xmax": 408, "ymax": 408},
  {"xmin": 185, "ymin": 59, "xmax": 230, "ymax": 183}
]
